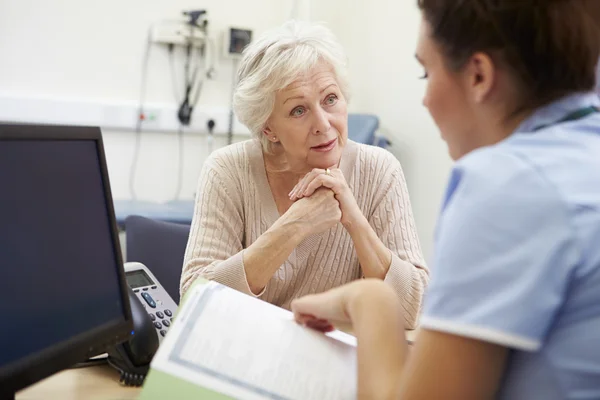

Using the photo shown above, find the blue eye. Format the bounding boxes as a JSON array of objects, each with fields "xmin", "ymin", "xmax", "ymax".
[
  {"xmin": 325, "ymin": 94, "xmax": 338, "ymax": 105},
  {"xmin": 291, "ymin": 107, "xmax": 305, "ymax": 117}
]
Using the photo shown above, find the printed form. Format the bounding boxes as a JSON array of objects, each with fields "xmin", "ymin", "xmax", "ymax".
[{"xmin": 151, "ymin": 282, "xmax": 357, "ymax": 400}]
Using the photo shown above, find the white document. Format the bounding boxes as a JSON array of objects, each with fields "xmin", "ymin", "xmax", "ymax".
[{"xmin": 151, "ymin": 282, "xmax": 357, "ymax": 400}]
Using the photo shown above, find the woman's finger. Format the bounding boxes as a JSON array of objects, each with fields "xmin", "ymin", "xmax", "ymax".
[
  {"xmin": 304, "ymin": 175, "xmax": 336, "ymax": 197},
  {"xmin": 290, "ymin": 176, "xmax": 308, "ymax": 199},
  {"xmin": 289, "ymin": 182, "xmax": 300, "ymax": 198},
  {"xmin": 298, "ymin": 176, "xmax": 324, "ymax": 199},
  {"xmin": 289, "ymin": 182, "xmax": 302, "ymax": 199},
  {"xmin": 290, "ymin": 168, "xmax": 341, "ymax": 200},
  {"xmin": 300, "ymin": 171, "xmax": 323, "ymax": 197},
  {"xmin": 291, "ymin": 170, "xmax": 318, "ymax": 199},
  {"xmin": 306, "ymin": 168, "xmax": 329, "ymax": 191},
  {"xmin": 304, "ymin": 168, "xmax": 346, "ymax": 197}
]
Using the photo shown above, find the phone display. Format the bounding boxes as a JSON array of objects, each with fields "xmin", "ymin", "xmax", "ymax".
[{"xmin": 126, "ymin": 270, "xmax": 154, "ymax": 289}]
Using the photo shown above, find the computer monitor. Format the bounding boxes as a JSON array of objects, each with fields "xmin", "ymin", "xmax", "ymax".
[{"xmin": 0, "ymin": 124, "xmax": 133, "ymax": 398}]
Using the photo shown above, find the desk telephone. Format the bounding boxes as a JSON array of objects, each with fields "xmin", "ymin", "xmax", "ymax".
[{"xmin": 107, "ymin": 262, "xmax": 178, "ymax": 386}]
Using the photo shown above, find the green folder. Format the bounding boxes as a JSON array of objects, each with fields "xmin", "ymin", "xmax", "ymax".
[
  {"xmin": 139, "ymin": 368, "xmax": 230, "ymax": 399},
  {"xmin": 139, "ymin": 279, "xmax": 231, "ymax": 399}
]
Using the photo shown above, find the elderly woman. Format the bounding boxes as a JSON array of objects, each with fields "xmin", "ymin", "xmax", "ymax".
[{"xmin": 180, "ymin": 21, "xmax": 428, "ymax": 327}]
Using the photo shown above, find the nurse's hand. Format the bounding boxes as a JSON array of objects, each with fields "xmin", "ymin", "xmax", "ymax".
[
  {"xmin": 291, "ymin": 279, "xmax": 394, "ymax": 332},
  {"xmin": 289, "ymin": 168, "xmax": 362, "ymax": 229}
]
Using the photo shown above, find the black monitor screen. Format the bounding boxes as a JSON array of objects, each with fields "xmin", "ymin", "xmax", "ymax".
[{"xmin": 0, "ymin": 140, "xmax": 126, "ymax": 367}]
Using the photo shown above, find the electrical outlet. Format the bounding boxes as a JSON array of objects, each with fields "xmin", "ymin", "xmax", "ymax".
[
  {"xmin": 139, "ymin": 108, "xmax": 163, "ymax": 129},
  {"xmin": 151, "ymin": 21, "xmax": 206, "ymax": 47}
]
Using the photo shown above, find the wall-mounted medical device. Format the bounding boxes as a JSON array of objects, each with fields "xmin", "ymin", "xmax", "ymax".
[{"xmin": 223, "ymin": 27, "xmax": 253, "ymax": 59}]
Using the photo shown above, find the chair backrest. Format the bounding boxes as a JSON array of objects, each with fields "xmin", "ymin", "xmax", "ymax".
[
  {"xmin": 124, "ymin": 215, "xmax": 191, "ymax": 304},
  {"xmin": 348, "ymin": 114, "xmax": 380, "ymax": 145}
]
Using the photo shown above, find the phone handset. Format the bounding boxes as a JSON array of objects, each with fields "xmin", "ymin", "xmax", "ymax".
[{"xmin": 107, "ymin": 262, "xmax": 178, "ymax": 386}]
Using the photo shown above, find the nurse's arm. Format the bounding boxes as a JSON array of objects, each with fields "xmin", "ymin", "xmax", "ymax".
[
  {"xmin": 396, "ymin": 330, "xmax": 508, "ymax": 399},
  {"xmin": 346, "ymin": 281, "xmax": 509, "ymax": 399}
]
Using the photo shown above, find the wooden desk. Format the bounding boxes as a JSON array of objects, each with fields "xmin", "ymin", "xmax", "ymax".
[{"xmin": 16, "ymin": 365, "xmax": 141, "ymax": 400}]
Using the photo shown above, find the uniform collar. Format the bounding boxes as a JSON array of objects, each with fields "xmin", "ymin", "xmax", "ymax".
[{"xmin": 515, "ymin": 92, "xmax": 600, "ymax": 134}]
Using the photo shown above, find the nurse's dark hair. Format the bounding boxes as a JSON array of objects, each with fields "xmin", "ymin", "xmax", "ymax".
[{"xmin": 417, "ymin": 0, "xmax": 600, "ymax": 111}]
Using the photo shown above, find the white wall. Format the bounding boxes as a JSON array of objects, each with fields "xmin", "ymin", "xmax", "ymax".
[
  {"xmin": 0, "ymin": 0, "xmax": 452, "ymax": 261},
  {"xmin": 0, "ymin": 0, "xmax": 288, "ymax": 201},
  {"xmin": 314, "ymin": 0, "xmax": 454, "ymax": 260},
  {"xmin": 0, "ymin": 0, "xmax": 287, "ymax": 103}
]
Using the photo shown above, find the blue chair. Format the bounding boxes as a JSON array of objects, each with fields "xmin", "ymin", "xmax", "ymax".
[
  {"xmin": 114, "ymin": 200, "xmax": 195, "ymax": 228},
  {"xmin": 348, "ymin": 113, "xmax": 389, "ymax": 148},
  {"xmin": 125, "ymin": 215, "xmax": 191, "ymax": 304}
]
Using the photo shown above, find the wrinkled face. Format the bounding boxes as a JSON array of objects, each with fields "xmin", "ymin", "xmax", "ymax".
[
  {"xmin": 416, "ymin": 18, "xmax": 478, "ymax": 160},
  {"xmin": 264, "ymin": 62, "xmax": 348, "ymax": 170}
]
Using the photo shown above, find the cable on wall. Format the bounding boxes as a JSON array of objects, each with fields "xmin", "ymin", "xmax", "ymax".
[
  {"xmin": 131, "ymin": 14, "xmax": 216, "ymax": 202},
  {"xmin": 128, "ymin": 27, "xmax": 154, "ymax": 201},
  {"xmin": 173, "ymin": 124, "xmax": 185, "ymax": 201},
  {"xmin": 168, "ymin": 43, "xmax": 187, "ymax": 201},
  {"xmin": 227, "ymin": 59, "xmax": 239, "ymax": 146}
]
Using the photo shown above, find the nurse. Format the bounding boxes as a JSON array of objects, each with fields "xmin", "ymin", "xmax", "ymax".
[{"xmin": 291, "ymin": 1, "xmax": 600, "ymax": 398}]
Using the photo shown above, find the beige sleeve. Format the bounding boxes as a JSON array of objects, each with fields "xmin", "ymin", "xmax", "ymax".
[
  {"xmin": 179, "ymin": 161, "xmax": 256, "ymax": 298},
  {"xmin": 369, "ymin": 161, "xmax": 430, "ymax": 329}
]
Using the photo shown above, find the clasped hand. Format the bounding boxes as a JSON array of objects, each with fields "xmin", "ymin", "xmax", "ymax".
[{"xmin": 289, "ymin": 168, "xmax": 361, "ymax": 228}]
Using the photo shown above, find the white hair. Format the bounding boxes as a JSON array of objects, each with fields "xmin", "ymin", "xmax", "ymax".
[{"xmin": 233, "ymin": 20, "xmax": 350, "ymax": 151}]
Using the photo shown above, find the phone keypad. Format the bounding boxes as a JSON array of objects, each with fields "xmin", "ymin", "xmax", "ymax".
[{"xmin": 148, "ymin": 308, "xmax": 174, "ymax": 340}]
